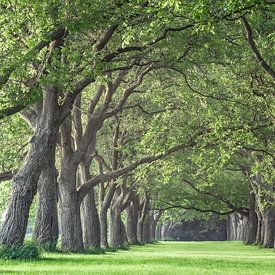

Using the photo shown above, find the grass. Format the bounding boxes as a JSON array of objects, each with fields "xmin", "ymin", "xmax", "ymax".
[{"xmin": 0, "ymin": 241, "xmax": 275, "ymax": 274}]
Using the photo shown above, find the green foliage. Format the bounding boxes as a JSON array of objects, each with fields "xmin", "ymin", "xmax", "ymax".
[
  {"xmin": 0, "ymin": 0, "xmax": 274, "ymax": 234},
  {"xmin": 0, "ymin": 181, "xmax": 10, "ymax": 214}
]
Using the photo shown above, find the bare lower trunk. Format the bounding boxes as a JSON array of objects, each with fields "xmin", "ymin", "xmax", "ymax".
[
  {"xmin": 0, "ymin": 88, "xmax": 59, "ymax": 246},
  {"xmin": 58, "ymin": 189, "xmax": 83, "ymax": 252},
  {"xmin": 58, "ymin": 161, "xmax": 83, "ymax": 252},
  {"xmin": 99, "ymin": 184, "xmax": 116, "ymax": 248},
  {"xmin": 110, "ymin": 209, "xmax": 126, "ymax": 248},
  {"xmin": 81, "ymin": 189, "xmax": 100, "ymax": 249},
  {"xmin": 255, "ymin": 209, "xmax": 263, "ymax": 245},
  {"xmin": 99, "ymin": 209, "xmax": 108, "ymax": 248},
  {"xmin": 143, "ymin": 213, "xmax": 150, "ymax": 243},
  {"xmin": 149, "ymin": 210, "xmax": 163, "ymax": 242},
  {"xmin": 243, "ymin": 194, "xmax": 258, "ymax": 245},
  {"xmin": 137, "ymin": 195, "xmax": 149, "ymax": 244},
  {"xmin": 263, "ymin": 206, "xmax": 275, "ymax": 248},
  {"xmin": 126, "ymin": 203, "xmax": 139, "ymax": 244},
  {"xmin": 149, "ymin": 222, "xmax": 156, "ymax": 242},
  {"xmin": 162, "ymin": 221, "xmax": 173, "ymax": 240},
  {"xmin": 33, "ymin": 162, "xmax": 58, "ymax": 249},
  {"xmin": 137, "ymin": 220, "xmax": 144, "ymax": 243},
  {"xmin": 155, "ymin": 225, "xmax": 161, "ymax": 240},
  {"xmin": 167, "ymin": 221, "xmax": 174, "ymax": 240},
  {"xmin": 79, "ymin": 162, "xmax": 100, "ymax": 249},
  {"xmin": 243, "ymin": 214, "xmax": 257, "ymax": 244},
  {"xmin": 227, "ymin": 213, "xmax": 245, "ymax": 241}
]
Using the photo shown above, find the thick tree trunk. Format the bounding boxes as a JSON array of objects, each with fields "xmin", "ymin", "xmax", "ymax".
[
  {"xmin": 81, "ymin": 189, "xmax": 100, "ymax": 249},
  {"xmin": 137, "ymin": 195, "xmax": 149, "ymax": 244},
  {"xmin": 99, "ymin": 208, "xmax": 109, "ymax": 249},
  {"xmin": 157, "ymin": 225, "xmax": 162, "ymax": 240},
  {"xmin": 79, "ymin": 163, "xmax": 100, "ymax": 249},
  {"xmin": 0, "ymin": 88, "xmax": 60, "ymax": 246},
  {"xmin": 137, "ymin": 220, "xmax": 144, "ymax": 243},
  {"xmin": 149, "ymin": 210, "xmax": 163, "ymax": 242},
  {"xmin": 109, "ymin": 185, "xmax": 130, "ymax": 248},
  {"xmin": 126, "ymin": 202, "xmax": 139, "ymax": 244},
  {"xmin": 243, "ymin": 194, "xmax": 258, "ymax": 245},
  {"xmin": 149, "ymin": 219, "xmax": 156, "ymax": 242},
  {"xmin": 255, "ymin": 209, "xmax": 263, "ymax": 245},
  {"xmin": 261, "ymin": 217, "xmax": 265, "ymax": 245},
  {"xmin": 58, "ymin": 189, "xmax": 83, "ymax": 252},
  {"xmin": 167, "ymin": 221, "xmax": 174, "ymax": 240},
  {"xmin": 33, "ymin": 162, "xmax": 58, "ymax": 249},
  {"xmin": 162, "ymin": 220, "xmax": 174, "ymax": 240},
  {"xmin": 243, "ymin": 214, "xmax": 257, "ymax": 244},
  {"xmin": 160, "ymin": 223, "xmax": 167, "ymax": 241},
  {"xmin": 263, "ymin": 206, "xmax": 275, "ymax": 248},
  {"xmin": 58, "ymin": 159, "xmax": 83, "ymax": 252},
  {"xmin": 143, "ymin": 212, "xmax": 150, "ymax": 243},
  {"xmin": 99, "ymin": 184, "xmax": 116, "ymax": 248},
  {"xmin": 226, "ymin": 215, "xmax": 234, "ymax": 240},
  {"xmin": 110, "ymin": 209, "xmax": 126, "ymax": 248}
]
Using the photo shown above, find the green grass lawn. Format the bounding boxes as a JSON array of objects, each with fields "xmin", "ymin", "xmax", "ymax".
[{"xmin": 0, "ymin": 241, "xmax": 275, "ymax": 274}]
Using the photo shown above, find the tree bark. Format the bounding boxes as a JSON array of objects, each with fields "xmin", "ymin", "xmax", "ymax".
[
  {"xmin": 110, "ymin": 209, "xmax": 126, "ymax": 248},
  {"xmin": 243, "ymin": 214, "xmax": 257, "ymax": 244},
  {"xmin": 109, "ymin": 185, "xmax": 130, "ymax": 248},
  {"xmin": 79, "ymin": 163, "xmax": 100, "ymax": 249},
  {"xmin": 255, "ymin": 209, "xmax": 263, "ymax": 245},
  {"xmin": 243, "ymin": 194, "xmax": 257, "ymax": 245},
  {"xmin": 33, "ymin": 160, "xmax": 58, "ymax": 249},
  {"xmin": 233, "ymin": 214, "xmax": 242, "ymax": 240},
  {"xmin": 143, "ymin": 209, "xmax": 150, "ymax": 243},
  {"xmin": 99, "ymin": 183, "xmax": 116, "ymax": 248},
  {"xmin": 126, "ymin": 201, "xmax": 139, "ymax": 244},
  {"xmin": 137, "ymin": 194, "xmax": 149, "ymax": 244},
  {"xmin": 58, "ymin": 155, "xmax": 83, "ymax": 252},
  {"xmin": 0, "ymin": 88, "xmax": 60, "ymax": 246},
  {"xmin": 263, "ymin": 206, "xmax": 275, "ymax": 248},
  {"xmin": 81, "ymin": 189, "xmax": 100, "ymax": 249},
  {"xmin": 149, "ymin": 210, "xmax": 164, "ymax": 242}
]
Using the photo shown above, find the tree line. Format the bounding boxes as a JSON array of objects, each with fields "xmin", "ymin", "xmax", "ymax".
[{"xmin": 0, "ymin": 0, "xmax": 274, "ymax": 253}]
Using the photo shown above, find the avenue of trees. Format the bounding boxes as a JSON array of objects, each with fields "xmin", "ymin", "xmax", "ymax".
[{"xmin": 0, "ymin": 0, "xmax": 274, "ymax": 254}]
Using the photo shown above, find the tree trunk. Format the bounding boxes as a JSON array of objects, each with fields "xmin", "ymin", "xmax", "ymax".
[
  {"xmin": 126, "ymin": 202, "xmax": 139, "ymax": 244},
  {"xmin": 167, "ymin": 221, "xmax": 174, "ymax": 240},
  {"xmin": 99, "ymin": 183, "xmax": 116, "ymax": 248},
  {"xmin": 81, "ymin": 190, "xmax": 100, "ymax": 249},
  {"xmin": 99, "ymin": 208, "xmax": 109, "ymax": 249},
  {"xmin": 243, "ymin": 213, "xmax": 257, "ymax": 244},
  {"xmin": 157, "ymin": 225, "xmax": 162, "ymax": 240},
  {"xmin": 241, "ymin": 193, "xmax": 257, "ymax": 244},
  {"xmin": 109, "ymin": 185, "xmax": 130, "ymax": 248},
  {"xmin": 149, "ymin": 210, "xmax": 163, "ymax": 242},
  {"xmin": 33, "ymin": 162, "xmax": 58, "ymax": 249},
  {"xmin": 137, "ymin": 195, "xmax": 149, "ymax": 244},
  {"xmin": 255, "ymin": 209, "xmax": 263, "ymax": 245},
  {"xmin": 0, "ymin": 88, "xmax": 60, "ymax": 246},
  {"xmin": 149, "ymin": 218, "xmax": 156, "ymax": 242},
  {"xmin": 263, "ymin": 206, "xmax": 275, "ymax": 248},
  {"xmin": 162, "ymin": 221, "xmax": 173, "ymax": 240},
  {"xmin": 79, "ymin": 163, "xmax": 100, "ymax": 249},
  {"xmin": 58, "ymin": 159, "xmax": 83, "ymax": 252},
  {"xmin": 143, "ymin": 211, "xmax": 150, "ymax": 243},
  {"xmin": 110, "ymin": 209, "xmax": 126, "ymax": 248}
]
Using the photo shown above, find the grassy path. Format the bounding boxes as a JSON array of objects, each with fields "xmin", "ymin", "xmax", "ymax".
[{"xmin": 1, "ymin": 241, "xmax": 275, "ymax": 274}]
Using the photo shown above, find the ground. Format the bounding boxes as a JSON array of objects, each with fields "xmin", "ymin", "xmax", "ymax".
[{"xmin": 1, "ymin": 241, "xmax": 275, "ymax": 274}]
